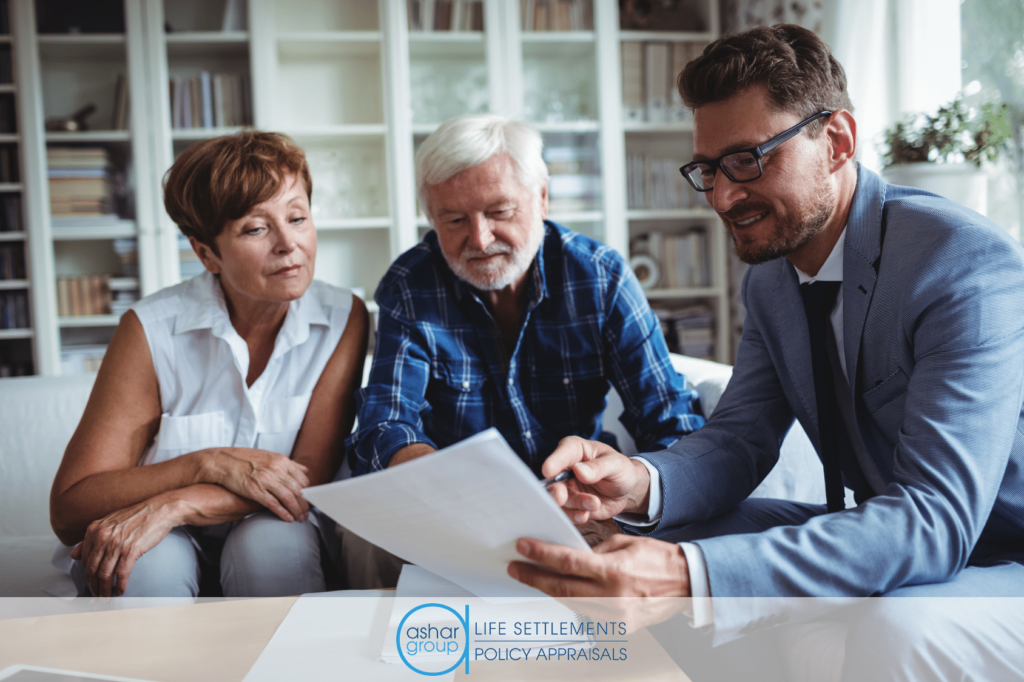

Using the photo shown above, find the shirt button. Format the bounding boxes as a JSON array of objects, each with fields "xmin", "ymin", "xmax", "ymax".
[
  {"xmin": 462, "ymin": 380, "xmax": 470, "ymax": 389},
  {"xmin": 507, "ymin": 377, "xmax": 514, "ymax": 386},
  {"xmin": 524, "ymin": 430, "xmax": 532, "ymax": 439},
  {"xmin": 563, "ymin": 377, "xmax": 570, "ymax": 385}
]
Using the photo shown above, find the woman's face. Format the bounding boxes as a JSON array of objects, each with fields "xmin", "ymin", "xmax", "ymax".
[{"xmin": 193, "ymin": 173, "xmax": 316, "ymax": 308}]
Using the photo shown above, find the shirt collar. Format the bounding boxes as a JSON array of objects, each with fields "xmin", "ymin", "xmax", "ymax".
[
  {"xmin": 793, "ymin": 226, "xmax": 846, "ymax": 285},
  {"xmin": 173, "ymin": 270, "xmax": 329, "ymax": 355}
]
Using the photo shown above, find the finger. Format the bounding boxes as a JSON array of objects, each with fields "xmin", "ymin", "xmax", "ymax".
[
  {"xmin": 573, "ymin": 451, "xmax": 631, "ymax": 486},
  {"xmin": 264, "ymin": 480, "xmax": 305, "ymax": 521},
  {"xmin": 70, "ymin": 544, "xmax": 82, "ymax": 560},
  {"xmin": 546, "ymin": 481, "xmax": 569, "ymax": 507},
  {"xmin": 591, "ymin": 533, "xmax": 635, "ymax": 554},
  {"xmin": 253, "ymin": 488, "xmax": 295, "ymax": 522},
  {"xmin": 507, "ymin": 561, "xmax": 607, "ymax": 599},
  {"xmin": 114, "ymin": 548, "xmax": 142, "ymax": 597},
  {"xmin": 95, "ymin": 542, "xmax": 122, "ymax": 598},
  {"xmin": 541, "ymin": 437, "xmax": 592, "ymax": 479},
  {"xmin": 515, "ymin": 537, "xmax": 604, "ymax": 581}
]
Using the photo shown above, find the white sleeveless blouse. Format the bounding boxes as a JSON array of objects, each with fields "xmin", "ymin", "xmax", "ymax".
[{"xmin": 133, "ymin": 271, "xmax": 353, "ymax": 464}]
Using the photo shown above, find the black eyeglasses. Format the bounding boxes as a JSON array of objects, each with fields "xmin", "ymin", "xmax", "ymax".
[{"xmin": 679, "ymin": 111, "xmax": 833, "ymax": 192}]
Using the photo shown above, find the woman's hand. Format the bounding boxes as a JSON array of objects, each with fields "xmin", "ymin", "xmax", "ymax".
[
  {"xmin": 70, "ymin": 495, "xmax": 183, "ymax": 597},
  {"xmin": 201, "ymin": 448, "xmax": 311, "ymax": 522}
]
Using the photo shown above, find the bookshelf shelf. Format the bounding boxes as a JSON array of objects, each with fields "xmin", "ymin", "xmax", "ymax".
[
  {"xmin": 0, "ymin": 183, "xmax": 22, "ymax": 192},
  {"xmin": 165, "ymin": 31, "xmax": 249, "ymax": 44},
  {"xmin": 408, "ymin": 32, "xmax": 485, "ymax": 43},
  {"xmin": 521, "ymin": 31, "xmax": 595, "ymax": 43},
  {"xmin": 532, "ymin": 121, "xmax": 601, "ymax": 133},
  {"xmin": 0, "ymin": 133, "xmax": 17, "ymax": 143},
  {"xmin": 0, "ymin": 328, "xmax": 33, "ymax": 340},
  {"xmin": 276, "ymin": 33, "xmax": 382, "ymax": 58},
  {"xmin": 0, "ymin": 279, "xmax": 28, "ymax": 290},
  {"xmin": 171, "ymin": 127, "xmax": 246, "ymax": 141},
  {"xmin": 316, "ymin": 218, "xmax": 392, "ymax": 231},
  {"xmin": 51, "ymin": 224, "xmax": 138, "ymax": 240},
  {"xmin": 627, "ymin": 209, "xmax": 717, "ymax": 221},
  {"xmin": 624, "ymin": 121, "xmax": 695, "ymax": 133},
  {"xmin": 0, "ymin": 232, "xmax": 25, "ymax": 242},
  {"xmin": 0, "ymin": 36, "xmax": 10, "ymax": 45},
  {"xmin": 0, "ymin": 84, "xmax": 15, "ymax": 94},
  {"xmin": 58, "ymin": 314, "xmax": 122, "ymax": 328},
  {"xmin": 45, "ymin": 131, "xmax": 132, "ymax": 143},
  {"xmin": 619, "ymin": 30, "xmax": 716, "ymax": 43}
]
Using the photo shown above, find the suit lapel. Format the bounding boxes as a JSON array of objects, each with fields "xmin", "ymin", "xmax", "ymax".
[
  {"xmin": 842, "ymin": 166, "xmax": 886, "ymax": 394},
  {"xmin": 774, "ymin": 260, "xmax": 820, "ymax": 436}
]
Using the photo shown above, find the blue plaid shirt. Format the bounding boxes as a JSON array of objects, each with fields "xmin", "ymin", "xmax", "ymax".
[{"xmin": 350, "ymin": 222, "xmax": 705, "ymax": 476}]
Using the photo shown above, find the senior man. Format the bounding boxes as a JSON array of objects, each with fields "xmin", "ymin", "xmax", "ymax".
[
  {"xmin": 508, "ymin": 25, "xmax": 1024, "ymax": 680},
  {"xmin": 350, "ymin": 114, "xmax": 704, "ymax": 478}
]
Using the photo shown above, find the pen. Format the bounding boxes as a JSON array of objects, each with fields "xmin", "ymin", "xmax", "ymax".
[{"xmin": 539, "ymin": 469, "xmax": 575, "ymax": 488}]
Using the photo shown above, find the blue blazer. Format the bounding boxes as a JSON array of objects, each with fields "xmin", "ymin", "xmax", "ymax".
[{"xmin": 647, "ymin": 166, "xmax": 1024, "ymax": 624}]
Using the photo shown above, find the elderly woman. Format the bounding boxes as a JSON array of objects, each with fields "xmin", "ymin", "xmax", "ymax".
[{"xmin": 49, "ymin": 131, "xmax": 368, "ymax": 598}]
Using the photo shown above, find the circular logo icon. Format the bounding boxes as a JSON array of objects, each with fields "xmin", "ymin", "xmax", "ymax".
[{"xmin": 397, "ymin": 603, "xmax": 470, "ymax": 676}]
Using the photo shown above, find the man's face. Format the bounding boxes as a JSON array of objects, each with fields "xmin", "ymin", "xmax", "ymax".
[
  {"xmin": 693, "ymin": 86, "xmax": 836, "ymax": 265},
  {"xmin": 426, "ymin": 154, "xmax": 548, "ymax": 291}
]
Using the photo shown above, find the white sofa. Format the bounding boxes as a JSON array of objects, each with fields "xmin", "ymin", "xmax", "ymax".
[{"xmin": 0, "ymin": 354, "xmax": 823, "ymax": 598}]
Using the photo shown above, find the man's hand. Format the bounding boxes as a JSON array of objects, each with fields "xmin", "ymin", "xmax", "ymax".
[
  {"xmin": 200, "ymin": 448, "xmax": 310, "ymax": 522},
  {"xmin": 507, "ymin": 535, "xmax": 692, "ymax": 632},
  {"xmin": 544, "ymin": 437, "xmax": 651, "ymax": 523},
  {"xmin": 70, "ymin": 494, "xmax": 183, "ymax": 597}
]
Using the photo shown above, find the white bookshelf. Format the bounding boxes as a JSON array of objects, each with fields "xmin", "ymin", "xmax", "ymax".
[{"xmin": 11, "ymin": 0, "xmax": 732, "ymax": 375}]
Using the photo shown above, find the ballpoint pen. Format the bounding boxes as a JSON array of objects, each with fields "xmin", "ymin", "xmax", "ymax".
[{"xmin": 539, "ymin": 469, "xmax": 576, "ymax": 488}]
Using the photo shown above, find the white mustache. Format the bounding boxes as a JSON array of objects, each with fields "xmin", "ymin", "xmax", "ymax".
[{"xmin": 463, "ymin": 242, "xmax": 513, "ymax": 259}]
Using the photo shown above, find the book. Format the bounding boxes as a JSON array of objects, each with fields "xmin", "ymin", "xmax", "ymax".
[
  {"xmin": 621, "ymin": 42, "xmax": 644, "ymax": 122},
  {"xmin": 111, "ymin": 73, "xmax": 129, "ymax": 130},
  {"xmin": 644, "ymin": 42, "xmax": 670, "ymax": 123}
]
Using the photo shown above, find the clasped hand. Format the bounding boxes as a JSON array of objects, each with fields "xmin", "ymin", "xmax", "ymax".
[{"xmin": 206, "ymin": 447, "xmax": 311, "ymax": 522}]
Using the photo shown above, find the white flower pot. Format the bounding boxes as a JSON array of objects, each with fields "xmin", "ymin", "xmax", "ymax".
[{"xmin": 882, "ymin": 163, "xmax": 988, "ymax": 216}]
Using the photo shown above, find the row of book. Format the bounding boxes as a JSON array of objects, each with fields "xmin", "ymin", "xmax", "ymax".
[
  {"xmin": 522, "ymin": 0, "xmax": 593, "ymax": 31},
  {"xmin": 626, "ymin": 152, "xmax": 698, "ymax": 210},
  {"xmin": 0, "ymin": 358, "xmax": 33, "ymax": 378},
  {"xmin": 633, "ymin": 230, "xmax": 710, "ymax": 289},
  {"xmin": 0, "ymin": 0, "xmax": 9, "ymax": 35},
  {"xmin": 48, "ymin": 147, "xmax": 113, "ymax": 217},
  {"xmin": 408, "ymin": 0, "xmax": 484, "ymax": 31},
  {"xmin": 621, "ymin": 41, "xmax": 707, "ymax": 123},
  {"xmin": 0, "ymin": 243, "xmax": 24, "ymax": 279},
  {"xmin": 0, "ymin": 94, "xmax": 15, "ymax": 134},
  {"xmin": 0, "ymin": 195, "xmax": 21, "ymax": 231},
  {"xmin": 0, "ymin": 145, "xmax": 18, "ymax": 182},
  {"xmin": 654, "ymin": 304, "xmax": 715, "ymax": 360},
  {"xmin": 170, "ymin": 72, "xmax": 251, "ymax": 130},
  {"xmin": 113, "ymin": 237, "xmax": 139, "ymax": 277},
  {"xmin": 56, "ymin": 274, "xmax": 140, "ymax": 317},
  {"xmin": 0, "ymin": 290, "xmax": 28, "ymax": 329}
]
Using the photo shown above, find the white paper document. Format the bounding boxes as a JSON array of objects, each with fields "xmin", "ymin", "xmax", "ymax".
[{"xmin": 302, "ymin": 429, "xmax": 591, "ymax": 598}]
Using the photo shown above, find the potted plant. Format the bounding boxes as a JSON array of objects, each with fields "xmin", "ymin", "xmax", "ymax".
[{"xmin": 879, "ymin": 97, "xmax": 1012, "ymax": 216}]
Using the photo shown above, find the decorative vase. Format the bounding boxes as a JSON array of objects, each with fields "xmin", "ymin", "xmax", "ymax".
[{"xmin": 882, "ymin": 163, "xmax": 988, "ymax": 216}]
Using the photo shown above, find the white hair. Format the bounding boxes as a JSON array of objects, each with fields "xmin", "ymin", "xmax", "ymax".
[{"xmin": 415, "ymin": 114, "xmax": 549, "ymax": 219}]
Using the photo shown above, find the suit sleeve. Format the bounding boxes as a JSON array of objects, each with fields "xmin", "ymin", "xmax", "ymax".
[{"xmin": 689, "ymin": 223, "xmax": 1024, "ymax": 639}]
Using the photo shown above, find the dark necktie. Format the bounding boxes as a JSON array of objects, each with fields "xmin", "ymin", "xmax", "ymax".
[{"xmin": 800, "ymin": 280, "xmax": 846, "ymax": 512}]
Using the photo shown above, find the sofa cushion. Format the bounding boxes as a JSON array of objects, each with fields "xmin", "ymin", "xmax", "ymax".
[{"xmin": 0, "ymin": 536, "xmax": 75, "ymax": 597}]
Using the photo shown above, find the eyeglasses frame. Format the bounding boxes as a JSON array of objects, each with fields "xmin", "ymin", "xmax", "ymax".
[{"xmin": 679, "ymin": 110, "xmax": 834, "ymax": 192}]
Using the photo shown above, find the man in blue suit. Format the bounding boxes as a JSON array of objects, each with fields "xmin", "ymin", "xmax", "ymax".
[{"xmin": 508, "ymin": 24, "xmax": 1024, "ymax": 678}]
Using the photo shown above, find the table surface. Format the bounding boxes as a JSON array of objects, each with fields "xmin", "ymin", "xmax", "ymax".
[
  {"xmin": 0, "ymin": 596, "xmax": 692, "ymax": 682},
  {"xmin": 0, "ymin": 598, "xmax": 296, "ymax": 682}
]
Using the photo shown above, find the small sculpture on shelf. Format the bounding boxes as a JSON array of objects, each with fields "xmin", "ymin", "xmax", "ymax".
[{"xmin": 44, "ymin": 103, "xmax": 96, "ymax": 132}]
